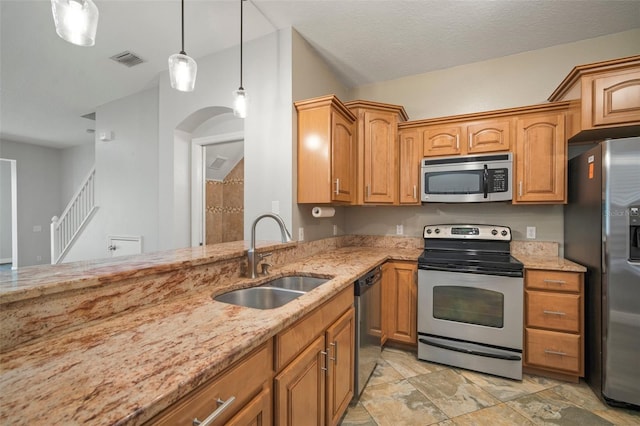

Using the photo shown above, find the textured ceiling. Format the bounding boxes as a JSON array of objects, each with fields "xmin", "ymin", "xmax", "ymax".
[{"xmin": 1, "ymin": 0, "xmax": 639, "ymax": 148}]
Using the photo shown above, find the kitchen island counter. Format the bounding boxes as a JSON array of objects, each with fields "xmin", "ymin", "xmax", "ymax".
[{"xmin": 0, "ymin": 243, "xmax": 420, "ymax": 425}]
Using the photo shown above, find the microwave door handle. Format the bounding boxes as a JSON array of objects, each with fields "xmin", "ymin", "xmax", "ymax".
[{"xmin": 483, "ymin": 164, "xmax": 489, "ymax": 198}]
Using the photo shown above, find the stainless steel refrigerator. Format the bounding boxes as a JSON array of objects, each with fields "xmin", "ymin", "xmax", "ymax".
[{"xmin": 564, "ymin": 137, "xmax": 640, "ymax": 408}]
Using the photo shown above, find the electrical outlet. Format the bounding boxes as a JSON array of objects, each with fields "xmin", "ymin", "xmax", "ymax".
[
  {"xmin": 33, "ymin": 225, "xmax": 42, "ymax": 232},
  {"xmin": 396, "ymin": 224, "xmax": 404, "ymax": 235},
  {"xmin": 333, "ymin": 224, "xmax": 338, "ymax": 236},
  {"xmin": 36, "ymin": 255, "xmax": 42, "ymax": 262},
  {"xmin": 526, "ymin": 226, "xmax": 536, "ymax": 239},
  {"xmin": 298, "ymin": 227, "xmax": 305, "ymax": 241}
]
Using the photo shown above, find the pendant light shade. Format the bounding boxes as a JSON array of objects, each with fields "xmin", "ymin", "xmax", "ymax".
[
  {"xmin": 233, "ymin": 0, "xmax": 247, "ymax": 118},
  {"xmin": 51, "ymin": 0, "xmax": 99, "ymax": 47},
  {"xmin": 169, "ymin": 53, "xmax": 197, "ymax": 92},
  {"xmin": 169, "ymin": 0, "xmax": 197, "ymax": 92},
  {"xmin": 233, "ymin": 88, "xmax": 247, "ymax": 118}
]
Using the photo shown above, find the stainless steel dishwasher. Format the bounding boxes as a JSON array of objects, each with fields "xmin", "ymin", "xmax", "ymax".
[{"xmin": 352, "ymin": 266, "xmax": 382, "ymax": 402}]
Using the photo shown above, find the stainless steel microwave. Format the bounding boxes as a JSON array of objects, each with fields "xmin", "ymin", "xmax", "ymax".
[{"xmin": 421, "ymin": 153, "xmax": 512, "ymax": 203}]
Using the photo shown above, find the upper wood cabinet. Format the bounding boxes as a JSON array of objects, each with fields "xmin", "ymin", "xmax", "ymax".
[
  {"xmin": 345, "ymin": 101, "xmax": 408, "ymax": 205},
  {"xmin": 548, "ymin": 55, "xmax": 640, "ymax": 140},
  {"xmin": 403, "ymin": 116, "xmax": 513, "ymax": 158},
  {"xmin": 398, "ymin": 129, "xmax": 422, "ymax": 205},
  {"xmin": 514, "ymin": 111, "xmax": 567, "ymax": 204},
  {"xmin": 466, "ymin": 118, "xmax": 513, "ymax": 154},
  {"xmin": 295, "ymin": 95, "xmax": 357, "ymax": 204}
]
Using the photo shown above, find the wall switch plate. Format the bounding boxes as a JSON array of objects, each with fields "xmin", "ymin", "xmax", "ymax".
[
  {"xmin": 333, "ymin": 224, "xmax": 338, "ymax": 236},
  {"xmin": 396, "ymin": 224, "xmax": 403, "ymax": 235},
  {"xmin": 298, "ymin": 227, "xmax": 304, "ymax": 241},
  {"xmin": 526, "ymin": 226, "xmax": 536, "ymax": 239},
  {"xmin": 33, "ymin": 225, "xmax": 42, "ymax": 232}
]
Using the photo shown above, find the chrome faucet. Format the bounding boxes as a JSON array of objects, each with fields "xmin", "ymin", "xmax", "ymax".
[{"xmin": 247, "ymin": 213, "xmax": 293, "ymax": 278}]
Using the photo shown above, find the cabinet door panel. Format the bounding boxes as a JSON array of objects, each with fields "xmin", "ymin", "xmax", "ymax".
[
  {"xmin": 331, "ymin": 111, "xmax": 355, "ymax": 203},
  {"xmin": 467, "ymin": 119, "xmax": 511, "ymax": 153},
  {"xmin": 591, "ymin": 70, "xmax": 640, "ymax": 127},
  {"xmin": 326, "ymin": 307, "xmax": 355, "ymax": 426},
  {"xmin": 226, "ymin": 386, "xmax": 271, "ymax": 426},
  {"xmin": 515, "ymin": 113, "xmax": 566, "ymax": 203},
  {"xmin": 422, "ymin": 126, "xmax": 463, "ymax": 157},
  {"xmin": 383, "ymin": 262, "xmax": 417, "ymax": 345},
  {"xmin": 364, "ymin": 112, "xmax": 396, "ymax": 203},
  {"xmin": 275, "ymin": 336, "xmax": 326, "ymax": 426},
  {"xmin": 399, "ymin": 130, "xmax": 421, "ymax": 205}
]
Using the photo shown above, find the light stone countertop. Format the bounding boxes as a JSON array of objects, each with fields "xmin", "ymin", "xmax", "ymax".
[
  {"xmin": 0, "ymin": 245, "xmax": 420, "ymax": 426},
  {"xmin": 515, "ymin": 254, "xmax": 586, "ymax": 272}
]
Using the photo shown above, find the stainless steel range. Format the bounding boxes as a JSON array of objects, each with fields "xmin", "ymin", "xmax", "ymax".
[{"xmin": 417, "ymin": 224, "xmax": 524, "ymax": 380}]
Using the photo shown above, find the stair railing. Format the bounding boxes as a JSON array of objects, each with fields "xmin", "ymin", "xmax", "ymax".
[{"xmin": 50, "ymin": 167, "xmax": 97, "ymax": 264}]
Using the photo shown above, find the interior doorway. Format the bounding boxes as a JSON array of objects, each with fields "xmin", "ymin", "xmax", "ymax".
[
  {"xmin": 191, "ymin": 131, "xmax": 244, "ymax": 246},
  {"xmin": 0, "ymin": 159, "xmax": 18, "ymax": 270}
]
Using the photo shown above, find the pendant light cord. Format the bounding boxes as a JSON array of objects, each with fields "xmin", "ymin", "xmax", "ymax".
[
  {"xmin": 180, "ymin": 0, "xmax": 185, "ymax": 54},
  {"xmin": 239, "ymin": 0, "xmax": 244, "ymax": 90}
]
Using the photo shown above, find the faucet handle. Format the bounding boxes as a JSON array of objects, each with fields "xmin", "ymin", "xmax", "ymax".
[{"xmin": 260, "ymin": 262, "xmax": 273, "ymax": 275}]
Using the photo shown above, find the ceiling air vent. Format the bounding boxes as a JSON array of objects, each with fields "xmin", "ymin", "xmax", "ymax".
[
  {"xmin": 109, "ymin": 51, "xmax": 144, "ymax": 67},
  {"xmin": 208, "ymin": 156, "xmax": 228, "ymax": 170}
]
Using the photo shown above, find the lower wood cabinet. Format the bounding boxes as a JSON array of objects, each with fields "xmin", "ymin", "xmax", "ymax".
[
  {"xmin": 523, "ymin": 269, "xmax": 584, "ymax": 382},
  {"xmin": 147, "ymin": 341, "xmax": 273, "ymax": 426},
  {"xmin": 382, "ymin": 261, "xmax": 417, "ymax": 345},
  {"xmin": 274, "ymin": 286, "xmax": 355, "ymax": 426}
]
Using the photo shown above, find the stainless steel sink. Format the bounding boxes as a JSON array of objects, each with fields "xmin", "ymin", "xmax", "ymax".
[
  {"xmin": 264, "ymin": 275, "xmax": 329, "ymax": 292},
  {"xmin": 213, "ymin": 275, "xmax": 330, "ymax": 309},
  {"xmin": 214, "ymin": 286, "xmax": 305, "ymax": 310}
]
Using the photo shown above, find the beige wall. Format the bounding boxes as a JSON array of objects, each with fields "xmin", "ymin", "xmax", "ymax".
[
  {"xmin": 291, "ymin": 29, "xmax": 350, "ymax": 242},
  {"xmin": 349, "ymin": 29, "xmax": 640, "ymax": 119},
  {"xmin": 342, "ymin": 29, "xmax": 640, "ymax": 251}
]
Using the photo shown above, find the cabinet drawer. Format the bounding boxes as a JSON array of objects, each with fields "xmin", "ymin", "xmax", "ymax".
[
  {"xmin": 526, "ymin": 291, "xmax": 580, "ymax": 333},
  {"xmin": 525, "ymin": 328, "xmax": 581, "ymax": 374},
  {"xmin": 275, "ymin": 286, "xmax": 353, "ymax": 371},
  {"xmin": 526, "ymin": 270, "xmax": 581, "ymax": 292},
  {"xmin": 149, "ymin": 341, "xmax": 272, "ymax": 426}
]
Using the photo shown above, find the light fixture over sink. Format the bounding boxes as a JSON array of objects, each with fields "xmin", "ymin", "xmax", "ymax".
[
  {"xmin": 233, "ymin": 0, "xmax": 247, "ymax": 118},
  {"xmin": 50, "ymin": 0, "xmax": 99, "ymax": 47},
  {"xmin": 168, "ymin": 0, "xmax": 197, "ymax": 92}
]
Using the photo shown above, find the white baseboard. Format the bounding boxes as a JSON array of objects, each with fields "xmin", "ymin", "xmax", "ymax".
[{"xmin": 0, "ymin": 257, "xmax": 12, "ymax": 264}]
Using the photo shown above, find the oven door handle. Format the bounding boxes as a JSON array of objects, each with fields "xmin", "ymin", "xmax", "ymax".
[
  {"xmin": 483, "ymin": 164, "xmax": 489, "ymax": 199},
  {"xmin": 418, "ymin": 338, "xmax": 521, "ymax": 361}
]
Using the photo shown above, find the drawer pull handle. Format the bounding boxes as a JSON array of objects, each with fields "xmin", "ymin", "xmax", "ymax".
[
  {"xmin": 193, "ymin": 396, "xmax": 236, "ymax": 426},
  {"xmin": 543, "ymin": 310, "xmax": 566, "ymax": 316},
  {"xmin": 413, "ymin": 185, "xmax": 417, "ymax": 200},
  {"xmin": 334, "ymin": 179, "xmax": 340, "ymax": 195},
  {"xmin": 321, "ymin": 350, "xmax": 328, "ymax": 372},
  {"xmin": 544, "ymin": 349, "xmax": 567, "ymax": 356},
  {"xmin": 543, "ymin": 279, "xmax": 566, "ymax": 285}
]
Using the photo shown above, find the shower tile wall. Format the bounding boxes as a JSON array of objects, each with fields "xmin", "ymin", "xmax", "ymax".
[{"xmin": 206, "ymin": 159, "xmax": 244, "ymax": 244}]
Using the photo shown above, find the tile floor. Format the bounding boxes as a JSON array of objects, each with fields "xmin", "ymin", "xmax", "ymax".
[{"xmin": 341, "ymin": 347, "xmax": 640, "ymax": 426}]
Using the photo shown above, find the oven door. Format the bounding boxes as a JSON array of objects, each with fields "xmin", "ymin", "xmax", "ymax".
[
  {"xmin": 417, "ymin": 269, "xmax": 523, "ymax": 379},
  {"xmin": 417, "ymin": 269, "xmax": 523, "ymax": 350}
]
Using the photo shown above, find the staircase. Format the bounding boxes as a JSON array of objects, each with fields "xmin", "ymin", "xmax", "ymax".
[{"xmin": 50, "ymin": 167, "xmax": 97, "ymax": 264}]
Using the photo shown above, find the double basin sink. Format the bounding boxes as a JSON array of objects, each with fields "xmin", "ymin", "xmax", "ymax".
[{"xmin": 214, "ymin": 275, "xmax": 330, "ymax": 310}]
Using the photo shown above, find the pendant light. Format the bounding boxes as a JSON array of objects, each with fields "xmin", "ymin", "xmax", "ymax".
[
  {"xmin": 233, "ymin": 0, "xmax": 247, "ymax": 118},
  {"xmin": 51, "ymin": 0, "xmax": 99, "ymax": 47},
  {"xmin": 168, "ymin": 0, "xmax": 197, "ymax": 92}
]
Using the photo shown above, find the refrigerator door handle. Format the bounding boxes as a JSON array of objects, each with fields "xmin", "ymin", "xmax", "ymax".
[{"xmin": 602, "ymin": 237, "xmax": 607, "ymax": 274}]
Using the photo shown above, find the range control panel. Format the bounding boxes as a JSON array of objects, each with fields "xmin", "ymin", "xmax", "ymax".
[{"xmin": 423, "ymin": 224, "xmax": 512, "ymax": 241}]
